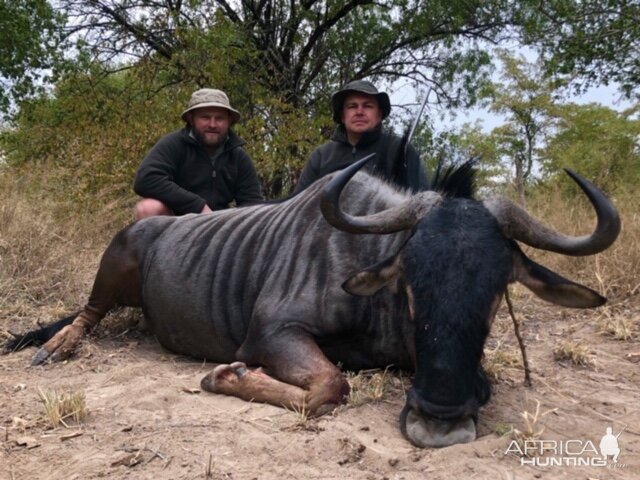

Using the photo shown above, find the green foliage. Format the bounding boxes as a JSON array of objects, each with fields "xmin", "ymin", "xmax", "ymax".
[
  {"xmin": 1, "ymin": 64, "xmax": 184, "ymax": 210},
  {"xmin": 520, "ymin": 0, "xmax": 640, "ymax": 100},
  {"xmin": 320, "ymin": 0, "xmax": 498, "ymax": 108},
  {"xmin": 482, "ymin": 51, "xmax": 562, "ymax": 202},
  {"xmin": 3, "ymin": 0, "xmax": 638, "ymax": 207},
  {"xmin": 0, "ymin": 1, "xmax": 330, "ymax": 201},
  {"xmin": 0, "ymin": 0, "xmax": 65, "ymax": 114},
  {"xmin": 239, "ymin": 98, "xmax": 330, "ymax": 198},
  {"xmin": 49, "ymin": 0, "xmax": 517, "ymax": 111},
  {"xmin": 169, "ymin": 13, "xmax": 259, "ymax": 101},
  {"xmin": 0, "ymin": 53, "xmax": 330, "ymax": 205},
  {"xmin": 444, "ymin": 98, "xmax": 639, "ymax": 202},
  {"xmin": 409, "ymin": 121, "xmax": 503, "ymax": 193},
  {"xmin": 541, "ymin": 103, "xmax": 640, "ymax": 195}
]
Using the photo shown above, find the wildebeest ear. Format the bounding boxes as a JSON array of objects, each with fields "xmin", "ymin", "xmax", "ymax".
[
  {"xmin": 343, "ymin": 254, "xmax": 403, "ymax": 296},
  {"xmin": 512, "ymin": 249, "xmax": 606, "ymax": 308}
]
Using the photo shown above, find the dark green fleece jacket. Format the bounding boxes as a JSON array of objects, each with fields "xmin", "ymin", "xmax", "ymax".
[
  {"xmin": 293, "ymin": 124, "xmax": 428, "ymax": 194},
  {"xmin": 134, "ymin": 127, "xmax": 262, "ymax": 214}
]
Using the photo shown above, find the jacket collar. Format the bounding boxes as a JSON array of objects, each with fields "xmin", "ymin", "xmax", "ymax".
[{"xmin": 331, "ymin": 123, "xmax": 383, "ymax": 148}]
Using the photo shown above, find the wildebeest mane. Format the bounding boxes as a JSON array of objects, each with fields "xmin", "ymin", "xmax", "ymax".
[
  {"xmin": 428, "ymin": 157, "xmax": 478, "ymax": 199},
  {"xmin": 388, "ymin": 125, "xmax": 477, "ymax": 199}
]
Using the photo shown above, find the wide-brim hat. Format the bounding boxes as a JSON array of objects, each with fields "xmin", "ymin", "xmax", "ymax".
[
  {"xmin": 331, "ymin": 80, "xmax": 391, "ymax": 123},
  {"xmin": 181, "ymin": 88, "xmax": 241, "ymax": 125}
]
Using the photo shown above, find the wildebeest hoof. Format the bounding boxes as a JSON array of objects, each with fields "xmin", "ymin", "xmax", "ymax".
[
  {"xmin": 30, "ymin": 324, "xmax": 84, "ymax": 366},
  {"xmin": 31, "ymin": 348, "xmax": 52, "ymax": 366},
  {"xmin": 400, "ymin": 404, "xmax": 476, "ymax": 448},
  {"xmin": 200, "ymin": 362, "xmax": 248, "ymax": 393}
]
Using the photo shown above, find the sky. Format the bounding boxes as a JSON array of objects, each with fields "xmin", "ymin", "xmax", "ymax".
[
  {"xmin": 455, "ymin": 83, "xmax": 633, "ymax": 132},
  {"xmin": 387, "ymin": 41, "xmax": 635, "ymax": 136},
  {"xmin": 390, "ymin": 81, "xmax": 634, "ymax": 135}
]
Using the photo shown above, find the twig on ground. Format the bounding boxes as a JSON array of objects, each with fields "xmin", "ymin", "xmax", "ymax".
[{"xmin": 505, "ymin": 288, "xmax": 532, "ymax": 387}]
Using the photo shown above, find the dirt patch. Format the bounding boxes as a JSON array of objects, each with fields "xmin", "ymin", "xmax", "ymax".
[{"xmin": 1, "ymin": 297, "xmax": 639, "ymax": 480}]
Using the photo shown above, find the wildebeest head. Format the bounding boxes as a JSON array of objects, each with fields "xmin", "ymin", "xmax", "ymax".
[{"xmin": 320, "ymin": 155, "xmax": 620, "ymax": 448}]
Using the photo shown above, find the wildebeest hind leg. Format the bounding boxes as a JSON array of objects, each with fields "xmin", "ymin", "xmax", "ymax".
[
  {"xmin": 201, "ymin": 328, "xmax": 350, "ymax": 415},
  {"xmin": 32, "ymin": 228, "xmax": 143, "ymax": 365}
]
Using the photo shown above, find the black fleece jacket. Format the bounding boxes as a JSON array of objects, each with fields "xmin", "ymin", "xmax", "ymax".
[
  {"xmin": 134, "ymin": 127, "xmax": 263, "ymax": 214},
  {"xmin": 293, "ymin": 124, "xmax": 428, "ymax": 194}
]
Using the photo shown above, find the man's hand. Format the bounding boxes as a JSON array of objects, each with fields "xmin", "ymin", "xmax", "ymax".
[{"xmin": 201, "ymin": 204, "xmax": 214, "ymax": 214}]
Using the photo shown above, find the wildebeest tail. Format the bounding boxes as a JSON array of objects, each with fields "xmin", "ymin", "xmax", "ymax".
[{"xmin": 2, "ymin": 312, "xmax": 78, "ymax": 353}]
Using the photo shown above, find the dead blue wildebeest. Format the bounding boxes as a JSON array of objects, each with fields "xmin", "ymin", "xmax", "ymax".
[{"xmin": 5, "ymin": 155, "xmax": 620, "ymax": 447}]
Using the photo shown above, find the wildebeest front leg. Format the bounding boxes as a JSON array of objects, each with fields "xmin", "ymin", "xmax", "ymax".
[
  {"xmin": 201, "ymin": 328, "xmax": 350, "ymax": 415},
  {"xmin": 33, "ymin": 228, "xmax": 142, "ymax": 365},
  {"xmin": 201, "ymin": 362, "xmax": 309, "ymax": 410}
]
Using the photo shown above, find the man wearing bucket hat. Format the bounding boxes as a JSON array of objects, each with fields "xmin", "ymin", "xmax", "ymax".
[
  {"xmin": 134, "ymin": 88, "xmax": 262, "ymax": 219},
  {"xmin": 293, "ymin": 80, "xmax": 427, "ymax": 194}
]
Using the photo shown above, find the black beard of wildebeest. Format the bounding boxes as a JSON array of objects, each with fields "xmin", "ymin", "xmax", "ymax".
[{"xmin": 4, "ymin": 143, "xmax": 620, "ymax": 448}]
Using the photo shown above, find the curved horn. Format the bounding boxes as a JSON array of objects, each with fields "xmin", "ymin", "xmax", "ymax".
[
  {"xmin": 484, "ymin": 169, "xmax": 621, "ymax": 256},
  {"xmin": 320, "ymin": 153, "xmax": 441, "ymax": 234}
]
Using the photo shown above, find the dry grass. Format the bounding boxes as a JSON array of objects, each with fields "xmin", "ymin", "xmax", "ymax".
[
  {"xmin": 494, "ymin": 423, "xmax": 514, "ymax": 437},
  {"xmin": 483, "ymin": 343, "xmax": 523, "ymax": 381},
  {"xmin": 286, "ymin": 401, "xmax": 311, "ymax": 429},
  {"xmin": 511, "ymin": 399, "xmax": 557, "ymax": 456},
  {"xmin": 0, "ymin": 174, "xmax": 128, "ymax": 337},
  {"xmin": 526, "ymin": 188, "xmax": 640, "ymax": 301},
  {"xmin": 38, "ymin": 388, "xmax": 89, "ymax": 428},
  {"xmin": 2, "ymin": 167, "xmax": 636, "ymax": 317},
  {"xmin": 596, "ymin": 307, "xmax": 638, "ymax": 341},
  {"xmin": 553, "ymin": 341, "xmax": 596, "ymax": 369},
  {"xmin": 346, "ymin": 368, "xmax": 406, "ymax": 406}
]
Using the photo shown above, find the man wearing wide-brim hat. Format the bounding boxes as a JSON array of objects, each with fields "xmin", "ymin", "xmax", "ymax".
[
  {"xmin": 134, "ymin": 88, "xmax": 262, "ymax": 219},
  {"xmin": 293, "ymin": 80, "xmax": 428, "ymax": 194}
]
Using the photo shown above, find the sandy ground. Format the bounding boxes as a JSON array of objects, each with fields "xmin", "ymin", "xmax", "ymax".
[{"xmin": 1, "ymin": 296, "xmax": 639, "ymax": 480}]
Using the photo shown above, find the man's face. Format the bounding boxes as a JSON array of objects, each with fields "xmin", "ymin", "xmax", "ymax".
[
  {"xmin": 341, "ymin": 93, "xmax": 383, "ymax": 136},
  {"xmin": 189, "ymin": 107, "xmax": 231, "ymax": 149}
]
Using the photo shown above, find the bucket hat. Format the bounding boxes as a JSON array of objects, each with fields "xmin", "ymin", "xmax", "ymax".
[
  {"xmin": 181, "ymin": 88, "xmax": 241, "ymax": 125},
  {"xmin": 331, "ymin": 80, "xmax": 391, "ymax": 123}
]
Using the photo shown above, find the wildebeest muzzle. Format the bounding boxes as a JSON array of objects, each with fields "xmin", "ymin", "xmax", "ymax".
[{"xmin": 400, "ymin": 388, "xmax": 480, "ymax": 448}]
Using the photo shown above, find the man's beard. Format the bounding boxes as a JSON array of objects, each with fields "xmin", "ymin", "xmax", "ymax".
[{"xmin": 193, "ymin": 127, "xmax": 226, "ymax": 149}]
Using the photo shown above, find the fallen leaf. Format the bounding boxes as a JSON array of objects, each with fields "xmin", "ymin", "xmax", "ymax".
[
  {"xmin": 111, "ymin": 451, "xmax": 143, "ymax": 467},
  {"xmin": 182, "ymin": 387, "xmax": 201, "ymax": 394},
  {"xmin": 626, "ymin": 352, "xmax": 640, "ymax": 363},
  {"xmin": 15, "ymin": 436, "xmax": 40, "ymax": 449},
  {"xmin": 11, "ymin": 417, "xmax": 29, "ymax": 429}
]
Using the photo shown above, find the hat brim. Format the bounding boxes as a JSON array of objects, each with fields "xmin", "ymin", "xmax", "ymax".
[
  {"xmin": 181, "ymin": 103, "xmax": 241, "ymax": 125},
  {"xmin": 331, "ymin": 90, "xmax": 391, "ymax": 123}
]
